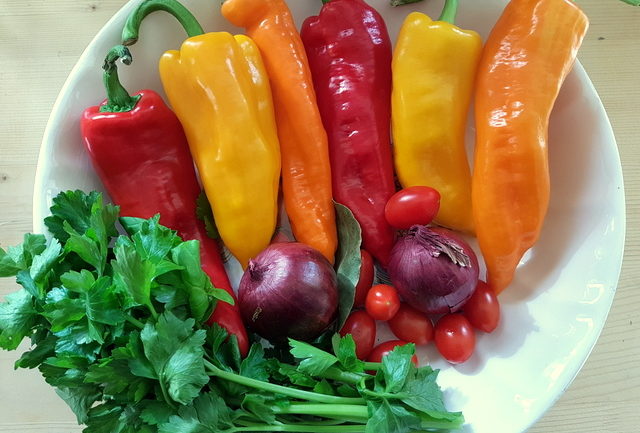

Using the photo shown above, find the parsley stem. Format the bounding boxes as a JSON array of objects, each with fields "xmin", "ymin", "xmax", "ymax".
[
  {"xmin": 125, "ymin": 315, "xmax": 145, "ymax": 329},
  {"xmin": 273, "ymin": 403, "xmax": 368, "ymax": 420},
  {"xmin": 233, "ymin": 425, "xmax": 366, "ymax": 432},
  {"xmin": 159, "ymin": 379, "xmax": 176, "ymax": 409},
  {"xmin": 147, "ymin": 302, "xmax": 159, "ymax": 320},
  {"xmin": 363, "ymin": 361, "xmax": 381, "ymax": 371},
  {"xmin": 418, "ymin": 416, "xmax": 466, "ymax": 430},
  {"xmin": 205, "ymin": 361, "xmax": 365, "ymax": 405},
  {"xmin": 321, "ymin": 366, "xmax": 369, "ymax": 385}
]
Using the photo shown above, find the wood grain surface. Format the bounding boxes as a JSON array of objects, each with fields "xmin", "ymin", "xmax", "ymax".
[{"xmin": 1, "ymin": 1, "xmax": 638, "ymax": 432}]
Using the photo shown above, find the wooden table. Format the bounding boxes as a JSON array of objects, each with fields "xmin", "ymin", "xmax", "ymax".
[{"xmin": 1, "ymin": 1, "xmax": 638, "ymax": 432}]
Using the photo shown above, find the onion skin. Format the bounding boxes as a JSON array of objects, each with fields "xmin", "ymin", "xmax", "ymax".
[
  {"xmin": 238, "ymin": 242, "xmax": 338, "ymax": 344},
  {"xmin": 388, "ymin": 225, "xmax": 479, "ymax": 315}
]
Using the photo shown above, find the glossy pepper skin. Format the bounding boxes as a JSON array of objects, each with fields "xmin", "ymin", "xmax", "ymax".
[
  {"xmin": 81, "ymin": 48, "xmax": 249, "ymax": 355},
  {"xmin": 221, "ymin": 0, "xmax": 338, "ymax": 264},
  {"xmin": 473, "ymin": 0, "xmax": 588, "ymax": 293},
  {"xmin": 301, "ymin": 0, "xmax": 396, "ymax": 266},
  {"xmin": 158, "ymin": 33, "xmax": 281, "ymax": 270},
  {"xmin": 392, "ymin": 7, "xmax": 481, "ymax": 234}
]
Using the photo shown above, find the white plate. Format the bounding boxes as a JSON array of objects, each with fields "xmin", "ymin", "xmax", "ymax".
[{"xmin": 33, "ymin": 1, "xmax": 625, "ymax": 432}]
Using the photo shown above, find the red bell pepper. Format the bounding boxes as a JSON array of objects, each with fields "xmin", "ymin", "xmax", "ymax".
[
  {"xmin": 80, "ymin": 45, "xmax": 249, "ymax": 355},
  {"xmin": 301, "ymin": 0, "xmax": 396, "ymax": 266}
]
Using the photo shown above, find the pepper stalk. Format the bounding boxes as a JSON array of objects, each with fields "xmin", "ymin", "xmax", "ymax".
[
  {"xmin": 439, "ymin": 0, "xmax": 459, "ymax": 24},
  {"xmin": 100, "ymin": 45, "xmax": 141, "ymax": 113},
  {"xmin": 122, "ymin": 0, "xmax": 205, "ymax": 45}
]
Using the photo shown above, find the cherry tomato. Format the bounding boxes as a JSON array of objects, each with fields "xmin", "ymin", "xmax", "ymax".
[
  {"xmin": 388, "ymin": 304, "xmax": 434, "ymax": 345},
  {"xmin": 339, "ymin": 310, "xmax": 377, "ymax": 360},
  {"xmin": 463, "ymin": 281, "xmax": 500, "ymax": 333},
  {"xmin": 384, "ymin": 186, "xmax": 441, "ymax": 230},
  {"xmin": 367, "ymin": 340, "xmax": 419, "ymax": 366},
  {"xmin": 353, "ymin": 249, "xmax": 375, "ymax": 308},
  {"xmin": 434, "ymin": 314, "xmax": 475, "ymax": 364},
  {"xmin": 365, "ymin": 284, "xmax": 401, "ymax": 321}
]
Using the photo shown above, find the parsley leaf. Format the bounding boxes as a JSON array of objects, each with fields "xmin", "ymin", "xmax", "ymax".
[
  {"xmin": 170, "ymin": 240, "xmax": 214, "ymax": 323},
  {"xmin": 61, "ymin": 271, "xmax": 124, "ymax": 326},
  {"xmin": 55, "ymin": 386, "xmax": 101, "ymax": 424},
  {"xmin": 15, "ymin": 333, "xmax": 56, "ymax": 369},
  {"xmin": 83, "ymin": 403, "xmax": 128, "ymax": 433},
  {"xmin": 334, "ymin": 333, "xmax": 364, "ymax": 373},
  {"xmin": 207, "ymin": 324, "xmax": 242, "ymax": 374},
  {"xmin": 125, "ymin": 215, "xmax": 182, "ymax": 264},
  {"xmin": 272, "ymin": 362, "xmax": 318, "ymax": 389},
  {"xmin": 241, "ymin": 393, "xmax": 277, "ymax": 423},
  {"xmin": 239, "ymin": 343, "xmax": 269, "ymax": 382},
  {"xmin": 158, "ymin": 393, "xmax": 232, "ymax": 433},
  {"xmin": 289, "ymin": 338, "xmax": 338, "ymax": 376},
  {"xmin": 44, "ymin": 190, "xmax": 118, "ymax": 244},
  {"xmin": 64, "ymin": 221, "xmax": 105, "ymax": 274},
  {"xmin": 195, "ymin": 191, "xmax": 220, "ymax": 240},
  {"xmin": 313, "ymin": 379, "xmax": 336, "ymax": 396},
  {"xmin": 399, "ymin": 366, "xmax": 464, "ymax": 423},
  {"xmin": 54, "ymin": 324, "xmax": 102, "ymax": 360},
  {"xmin": 42, "ymin": 288, "xmax": 87, "ymax": 333},
  {"xmin": 140, "ymin": 400, "xmax": 176, "ymax": 426},
  {"xmin": 140, "ymin": 311, "xmax": 208, "ymax": 405},
  {"xmin": 120, "ymin": 332, "xmax": 157, "ymax": 377},
  {"xmin": 0, "ymin": 234, "xmax": 48, "ymax": 276},
  {"xmin": 0, "ymin": 289, "xmax": 37, "ymax": 350},
  {"xmin": 381, "ymin": 343, "xmax": 416, "ymax": 393},
  {"xmin": 366, "ymin": 399, "xmax": 421, "ymax": 433},
  {"xmin": 112, "ymin": 240, "xmax": 156, "ymax": 313}
]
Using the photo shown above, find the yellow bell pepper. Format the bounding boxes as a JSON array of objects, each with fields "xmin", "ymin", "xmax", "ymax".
[
  {"xmin": 158, "ymin": 32, "xmax": 281, "ymax": 269},
  {"xmin": 391, "ymin": 1, "xmax": 482, "ymax": 234}
]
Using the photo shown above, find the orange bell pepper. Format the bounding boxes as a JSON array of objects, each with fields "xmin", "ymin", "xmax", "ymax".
[
  {"xmin": 472, "ymin": 0, "xmax": 588, "ymax": 293},
  {"xmin": 221, "ymin": 0, "xmax": 337, "ymax": 264}
]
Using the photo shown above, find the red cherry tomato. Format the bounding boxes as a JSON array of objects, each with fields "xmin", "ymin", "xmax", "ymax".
[
  {"xmin": 367, "ymin": 340, "xmax": 418, "ymax": 366},
  {"xmin": 463, "ymin": 281, "xmax": 500, "ymax": 333},
  {"xmin": 388, "ymin": 304, "xmax": 434, "ymax": 345},
  {"xmin": 384, "ymin": 186, "xmax": 441, "ymax": 230},
  {"xmin": 353, "ymin": 249, "xmax": 375, "ymax": 308},
  {"xmin": 339, "ymin": 310, "xmax": 377, "ymax": 360},
  {"xmin": 365, "ymin": 284, "xmax": 401, "ymax": 321},
  {"xmin": 434, "ymin": 314, "xmax": 475, "ymax": 364}
]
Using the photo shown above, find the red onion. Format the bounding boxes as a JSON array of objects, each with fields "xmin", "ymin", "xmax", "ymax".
[
  {"xmin": 388, "ymin": 225, "xmax": 479, "ymax": 315},
  {"xmin": 238, "ymin": 242, "xmax": 338, "ymax": 343}
]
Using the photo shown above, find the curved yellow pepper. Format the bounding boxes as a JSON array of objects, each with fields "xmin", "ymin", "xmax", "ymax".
[
  {"xmin": 159, "ymin": 32, "xmax": 281, "ymax": 268},
  {"xmin": 392, "ymin": 10, "xmax": 482, "ymax": 233}
]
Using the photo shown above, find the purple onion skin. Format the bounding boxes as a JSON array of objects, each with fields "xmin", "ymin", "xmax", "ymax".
[
  {"xmin": 388, "ymin": 225, "xmax": 479, "ymax": 315},
  {"xmin": 238, "ymin": 242, "xmax": 339, "ymax": 344}
]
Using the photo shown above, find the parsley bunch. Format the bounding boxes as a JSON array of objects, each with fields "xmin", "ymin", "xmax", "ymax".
[{"xmin": 0, "ymin": 190, "xmax": 464, "ymax": 432}]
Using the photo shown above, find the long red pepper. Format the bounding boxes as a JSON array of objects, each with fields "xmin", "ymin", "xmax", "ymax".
[
  {"xmin": 301, "ymin": 0, "xmax": 396, "ymax": 266},
  {"xmin": 80, "ymin": 46, "xmax": 249, "ymax": 355}
]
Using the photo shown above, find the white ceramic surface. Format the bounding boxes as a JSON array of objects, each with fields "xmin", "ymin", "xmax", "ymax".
[{"xmin": 32, "ymin": 1, "xmax": 625, "ymax": 432}]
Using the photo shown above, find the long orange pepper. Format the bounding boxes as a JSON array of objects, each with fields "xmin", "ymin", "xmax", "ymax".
[
  {"xmin": 221, "ymin": 0, "xmax": 337, "ymax": 263},
  {"xmin": 472, "ymin": 0, "xmax": 588, "ymax": 294}
]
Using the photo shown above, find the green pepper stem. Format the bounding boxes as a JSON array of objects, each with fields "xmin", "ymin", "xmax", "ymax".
[
  {"xmin": 122, "ymin": 0, "xmax": 204, "ymax": 46},
  {"xmin": 438, "ymin": 0, "xmax": 459, "ymax": 24},
  {"xmin": 99, "ymin": 45, "xmax": 141, "ymax": 113}
]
